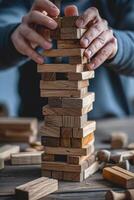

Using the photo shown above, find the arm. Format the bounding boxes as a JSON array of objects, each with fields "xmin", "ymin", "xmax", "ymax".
[{"xmin": 0, "ymin": 1, "xmax": 29, "ymax": 68}]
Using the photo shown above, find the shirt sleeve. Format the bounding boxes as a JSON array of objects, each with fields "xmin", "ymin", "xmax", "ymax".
[
  {"xmin": 105, "ymin": 1, "xmax": 134, "ymax": 76},
  {"xmin": 0, "ymin": 0, "xmax": 30, "ymax": 69}
]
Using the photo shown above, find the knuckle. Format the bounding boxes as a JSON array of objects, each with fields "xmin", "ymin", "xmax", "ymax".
[
  {"xmin": 94, "ymin": 23, "xmax": 102, "ymax": 32},
  {"xmin": 102, "ymin": 19, "xmax": 108, "ymax": 26},
  {"xmin": 97, "ymin": 36, "xmax": 105, "ymax": 45},
  {"xmin": 22, "ymin": 15, "xmax": 27, "ymax": 23},
  {"xmin": 90, "ymin": 7, "xmax": 99, "ymax": 15},
  {"xmin": 101, "ymin": 48, "xmax": 108, "ymax": 57}
]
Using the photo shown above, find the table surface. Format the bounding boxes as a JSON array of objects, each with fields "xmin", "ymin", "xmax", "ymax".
[{"xmin": 0, "ymin": 117, "xmax": 134, "ymax": 200}]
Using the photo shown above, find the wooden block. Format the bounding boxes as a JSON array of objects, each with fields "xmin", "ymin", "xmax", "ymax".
[
  {"xmin": 69, "ymin": 56, "xmax": 88, "ymax": 64},
  {"xmin": 0, "ymin": 145, "xmax": 20, "ymax": 160},
  {"xmin": 48, "ymin": 97, "xmax": 62, "ymax": 107},
  {"xmin": 42, "ymin": 154, "xmax": 55, "ymax": 162},
  {"xmin": 61, "ymin": 137, "xmax": 71, "ymax": 148},
  {"xmin": 42, "ymin": 170, "xmax": 52, "ymax": 178},
  {"xmin": 61, "ymin": 128, "xmax": 73, "ymax": 138},
  {"xmin": 40, "ymin": 80, "xmax": 89, "ymax": 90},
  {"xmin": 62, "ymin": 114, "xmax": 87, "ymax": 128},
  {"xmin": 103, "ymin": 166, "xmax": 134, "ymax": 189},
  {"xmin": 44, "ymin": 140, "xmax": 94, "ymax": 156},
  {"xmin": 0, "ymin": 158, "xmax": 4, "ymax": 170},
  {"xmin": 52, "ymin": 171, "xmax": 63, "ymax": 181},
  {"xmin": 67, "ymin": 71, "xmax": 95, "ymax": 81},
  {"xmin": 41, "ymin": 136, "xmax": 60, "ymax": 147},
  {"xmin": 62, "ymin": 92, "xmax": 95, "ymax": 108},
  {"xmin": 15, "ymin": 177, "xmax": 58, "ymax": 200},
  {"xmin": 111, "ymin": 132, "xmax": 128, "ymax": 149},
  {"xmin": 11, "ymin": 152, "xmax": 43, "ymax": 165},
  {"xmin": 42, "ymin": 48, "xmax": 84, "ymax": 57},
  {"xmin": 73, "ymin": 121, "xmax": 96, "ymax": 138},
  {"xmin": 40, "ymin": 126, "xmax": 60, "ymax": 138},
  {"xmin": 63, "ymin": 172, "xmax": 83, "ymax": 182},
  {"xmin": 37, "ymin": 64, "xmax": 84, "ymax": 73},
  {"xmin": 41, "ymin": 72, "xmax": 56, "ymax": 81},
  {"xmin": 0, "ymin": 117, "xmax": 38, "ymax": 132},
  {"xmin": 43, "ymin": 104, "xmax": 93, "ymax": 116},
  {"xmin": 61, "ymin": 16, "xmax": 79, "ymax": 28},
  {"xmin": 84, "ymin": 161, "xmax": 99, "ymax": 179},
  {"xmin": 41, "ymin": 87, "xmax": 88, "ymax": 98},
  {"xmin": 67, "ymin": 154, "xmax": 95, "ymax": 165},
  {"xmin": 61, "ymin": 28, "xmax": 86, "ymax": 39},
  {"xmin": 72, "ymin": 133, "xmax": 95, "ymax": 148},
  {"xmin": 45, "ymin": 116, "xmax": 62, "ymax": 127},
  {"xmin": 57, "ymin": 40, "xmax": 81, "ymax": 49}
]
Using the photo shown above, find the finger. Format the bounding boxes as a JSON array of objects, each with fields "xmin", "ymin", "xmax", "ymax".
[
  {"xmin": 86, "ymin": 41, "xmax": 115, "ymax": 70},
  {"xmin": 85, "ymin": 29, "xmax": 114, "ymax": 59},
  {"xmin": 15, "ymin": 33, "xmax": 44, "ymax": 64},
  {"xmin": 23, "ymin": 11, "xmax": 57, "ymax": 30},
  {"xmin": 76, "ymin": 7, "xmax": 101, "ymax": 28},
  {"xmin": 64, "ymin": 5, "xmax": 79, "ymax": 16},
  {"xmin": 20, "ymin": 24, "xmax": 52, "ymax": 50},
  {"xmin": 80, "ymin": 19, "xmax": 108, "ymax": 48},
  {"xmin": 32, "ymin": 0, "xmax": 60, "ymax": 17}
]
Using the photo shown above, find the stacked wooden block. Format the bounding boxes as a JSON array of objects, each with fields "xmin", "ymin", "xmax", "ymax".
[{"xmin": 38, "ymin": 16, "xmax": 97, "ymax": 181}]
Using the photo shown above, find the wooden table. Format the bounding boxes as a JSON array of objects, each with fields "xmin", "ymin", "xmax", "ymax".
[{"xmin": 0, "ymin": 117, "xmax": 134, "ymax": 200}]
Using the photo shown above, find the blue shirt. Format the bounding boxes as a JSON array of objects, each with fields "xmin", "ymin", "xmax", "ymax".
[{"xmin": 0, "ymin": 0, "xmax": 134, "ymax": 119}]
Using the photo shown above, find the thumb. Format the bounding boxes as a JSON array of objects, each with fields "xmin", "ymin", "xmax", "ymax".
[{"xmin": 64, "ymin": 5, "xmax": 79, "ymax": 16}]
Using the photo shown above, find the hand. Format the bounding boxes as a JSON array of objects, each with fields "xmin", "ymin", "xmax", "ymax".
[
  {"xmin": 75, "ymin": 7, "xmax": 118, "ymax": 70},
  {"xmin": 11, "ymin": 0, "xmax": 60, "ymax": 64}
]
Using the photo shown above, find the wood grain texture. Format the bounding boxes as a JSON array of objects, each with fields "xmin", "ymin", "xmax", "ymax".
[
  {"xmin": 41, "ymin": 72, "xmax": 56, "ymax": 81},
  {"xmin": 41, "ymin": 136, "xmax": 60, "ymax": 147},
  {"xmin": 67, "ymin": 71, "xmax": 94, "ymax": 81},
  {"xmin": 69, "ymin": 56, "xmax": 88, "ymax": 64},
  {"xmin": 40, "ymin": 126, "xmax": 60, "ymax": 138},
  {"xmin": 0, "ymin": 145, "xmax": 20, "ymax": 160},
  {"xmin": 61, "ymin": 28, "xmax": 86, "ymax": 39},
  {"xmin": 71, "ymin": 133, "xmax": 95, "ymax": 148},
  {"xmin": 57, "ymin": 40, "xmax": 81, "ymax": 49},
  {"xmin": 15, "ymin": 177, "xmax": 58, "ymax": 200},
  {"xmin": 61, "ymin": 16, "xmax": 79, "ymax": 28},
  {"xmin": 45, "ymin": 116, "xmax": 62, "ymax": 127},
  {"xmin": 62, "ymin": 114, "xmax": 87, "ymax": 128},
  {"xmin": 38, "ymin": 64, "xmax": 84, "ymax": 73}
]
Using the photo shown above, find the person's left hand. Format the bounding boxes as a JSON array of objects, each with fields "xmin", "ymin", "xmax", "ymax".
[{"xmin": 75, "ymin": 7, "xmax": 118, "ymax": 70}]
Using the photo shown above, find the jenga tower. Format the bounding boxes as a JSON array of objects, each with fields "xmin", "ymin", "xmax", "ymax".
[{"xmin": 37, "ymin": 16, "xmax": 98, "ymax": 182}]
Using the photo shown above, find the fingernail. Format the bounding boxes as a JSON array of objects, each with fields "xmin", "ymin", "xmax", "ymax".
[
  {"xmin": 81, "ymin": 38, "xmax": 89, "ymax": 47},
  {"xmin": 88, "ymin": 49, "xmax": 92, "ymax": 58}
]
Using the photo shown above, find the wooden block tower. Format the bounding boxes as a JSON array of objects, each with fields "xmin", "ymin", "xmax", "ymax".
[{"xmin": 37, "ymin": 16, "xmax": 98, "ymax": 181}]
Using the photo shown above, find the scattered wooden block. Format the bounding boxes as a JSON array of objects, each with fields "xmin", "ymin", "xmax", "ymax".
[
  {"xmin": 0, "ymin": 158, "xmax": 4, "ymax": 170},
  {"xmin": 44, "ymin": 140, "xmax": 94, "ymax": 156},
  {"xmin": 61, "ymin": 28, "xmax": 86, "ymax": 39},
  {"xmin": 73, "ymin": 121, "xmax": 96, "ymax": 138},
  {"xmin": 0, "ymin": 145, "xmax": 20, "ymax": 160},
  {"xmin": 61, "ymin": 16, "xmax": 79, "ymax": 28},
  {"xmin": 40, "ymin": 126, "xmax": 60, "ymax": 138},
  {"xmin": 45, "ymin": 116, "xmax": 62, "ymax": 127},
  {"xmin": 103, "ymin": 166, "xmax": 134, "ymax": 188},
  {"xmin": 41, "ymin": 87, "xmax": 88, "ymax": 98},
  {"xmin": 38, "ymin": 64, "xmax": 84, "ymax": 73},
  {"xmin": 67, "ymin": 71, "xmax": 94, "ymax": 81},
  {"xmin": 62, "ymin": 92, "xmax": 95, "ymax": 108},
  {"xmin": 69, "ymin": 56, "xmax": 88, "ymax": 64},
  {"xmin": 40, "ymin": 80, "xmax": 89, "ymax": 90},
  {"xmin": 15, "ymin": 177, "xmax": 58, "ymax": 200},
  {"xmin": 43, "ymin": 104, "xmax": 93, "ymax": 116},
  {"xmin": 71, "ymin": 132, "xmax": 94, "ymax": 148},
  {"xmin": 84, "ymin": 161, "xmax": 99, "ymax": 179},
  {"xmin": 111, "ymin": 132, "xmax": 128, "ymax": 149},
  {"xmin": 62, "ymin": 114, "xmax": 87, "ymax": 128},
  {"xmin": 42, "ymin": 48, "xmax": 84, "ymax": 57},
  {"xmin": 11, "ymin": 152, "xmax": 43, "ymax": 165},
  {"xmin": 57, "ymin": 40, "xmax": 81, "ymax": 49},
  {"xmin": 41, "ymin": 136, "xmax": 60, "ymax": 147}
]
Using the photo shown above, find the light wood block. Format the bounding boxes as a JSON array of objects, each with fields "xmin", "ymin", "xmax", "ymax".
[
  {"xmin": 61, "ymin": 28, "xmax": 86, "ymax": 39},
  {"xmin": 44, "ymin": 140, "xmax": 94, "ymax": 156},
  {"xmin": 38, "ymin": 64, "xmax": 84, "ymax": 73},
  {"xmin": 43, "ymin": 104, "xmax": 93, "ymax": 116},
  {"xmin": 11, "ymin": 152, "xmax": 43, "ymax": 165},
  {"xmin": 67, "ymin": 154, "xmax": 95, "ymax": 165},
  {"xmin": 40, "ymin": 80, "xmax": 89, "ymax": 90},
  {"xmin": 61, "ymin": 16, "xmax": 79, "ymax": 28},
  {"xmin": 84, "ymin": 161, "xmax": 99, "ymax": 179},
  {"xmin": 72, "ymin": 133, "xmax": 95, "ymax": 148},
  {"xmin": 67, "ymin": 71, "xmax": 94, "ymax": 81},
  {"xmin": 41, "ymin": 87, "xmax": 88, "ymax": 98},
  {"xmin": 0, "ymin": 145, "xmax": 20, "ymax": 160},
  {"xmin": 62, "ymin": 92, "xmax": 95, "ymax": 108},
  {"xmin": 45, "ymin": 116, "xmax": 62, "ymax": 127},
  {"xmin": 42, "ymin": 48, "xmax": 84, "ymax": 57},
  {"xmin": 40, "ymin": 126, "xmax": 60, "ymax": 138},
  {"xmin": 61, "ymin": 128, "xmax": 73, "ymax": 138},
  {"xmin": 103, "ymin": 166, "xmax": 134, "ymax": 189},
  {"xmin": 73, "ymin": 121, "xmax": 96, "ymax": 138},
  {"xmin": 15, "ymin": 177, "xmax": 58, "ymax": 200},
  {"xmin": 62, "ymin": 114, "xmax": 87, "ymax": 128},
  {"xmin": 69, "ymin": 56, "xmax": 88, "ymax": 64},
  {"xmin": 57, "ymin": 40, "xmax": 81, "ymax": 49},
  {"xmin": 41, "ymin": 136, "xmax": 60, "ymax": 147},
  {"xmin": 63, "ymin": 171, "xmax": 83, "ymax": 182},
  {"xmin": 41, "ymin": 72, "xmax": 56, "ymax": 81}
]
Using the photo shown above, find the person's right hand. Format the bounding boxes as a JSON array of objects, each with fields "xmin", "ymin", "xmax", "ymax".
[{"xmin": 11, "ymin": 0, "xmax": 60, "ymax": 64}]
